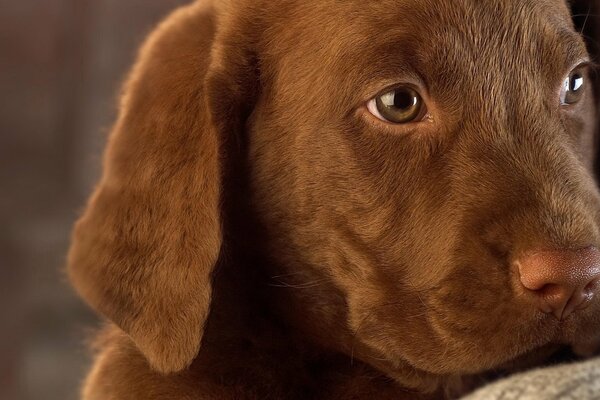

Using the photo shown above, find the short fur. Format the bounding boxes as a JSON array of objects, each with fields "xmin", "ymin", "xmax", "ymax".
[{"xmin": 68, "ymin": 0, "xmax": 600, "ymax": 398}]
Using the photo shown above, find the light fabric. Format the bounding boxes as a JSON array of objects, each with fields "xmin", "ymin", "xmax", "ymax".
[{"xmin": 464, "ymin": 359, "xmax": 600, "ymax": 400}]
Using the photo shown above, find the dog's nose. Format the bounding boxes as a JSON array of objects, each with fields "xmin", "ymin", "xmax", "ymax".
[{"xmin": 516, "ymin": 247, "xmax": 600, "ymax": 320}]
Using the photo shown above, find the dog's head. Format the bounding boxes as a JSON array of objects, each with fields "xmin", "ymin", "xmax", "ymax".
[{"xmin": 68, "ymin": 0, "xmax": 600, "ymax": 391}]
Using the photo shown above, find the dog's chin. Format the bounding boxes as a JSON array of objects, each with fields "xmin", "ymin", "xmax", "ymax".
[
  {"xmin": 495, "ymin": 342, "xmax": 563, "ymax": 371},
  {"xmin": 460, "ymin": 309, "xmax": 600, "ymax": 373},
  {"xmin": 413, "ymin": 312, "xmax": 597, "ymax": 371},
  {"xmin": 373, "ymin": 345, "xmax": 561, "ymax": 398},
  {"xmin": 358, "ymin": 301, "xmax": 600, "ymax": 395},
  {"xmin": 362, "ymin": 318, "xmax": 599, "ymax": 398},
  {"xmin": 471, "ymin": 312, "xmax": 600, "ymax": 371},
  {"xmin": 556, "ymin": 311, "xmax": 600, "ymax": 357}
]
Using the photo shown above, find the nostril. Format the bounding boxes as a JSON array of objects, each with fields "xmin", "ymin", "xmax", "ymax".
[
  {"xmin": 576, "ymin": 278, "xmax": 600, "ymax": 312},
  {"xmin": 584, "ymin": 279, "xmax": 599, "ymax": 294}
]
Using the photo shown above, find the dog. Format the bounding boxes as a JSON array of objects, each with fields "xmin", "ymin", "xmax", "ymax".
[{"xmin": 67, "ymin": 0, "xmax": 600, "ymax": 398}]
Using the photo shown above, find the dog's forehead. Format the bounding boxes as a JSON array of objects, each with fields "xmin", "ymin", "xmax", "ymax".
[
  {"xmin": 264, "ymin": 0, "xmax": 587, "ymax": 114},
  {"xmin": 343, "ymin": 0, "xmax": 573, "ymax": 38},
  {"xmin": 347, "ymin": 0, "xmax": 582, "ymax": 73},
  {"xmin": 258, "ymin": 0, "xmax": 589, "ymax": 125}
]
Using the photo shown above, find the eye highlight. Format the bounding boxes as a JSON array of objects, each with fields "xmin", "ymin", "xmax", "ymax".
[
  {"xmin": 560, "ymin": 69, "xmax": 586, "ymax": 105},
  {"xmin": 367, "ymin": 86, "xmax": 427, "ymax": 124}
]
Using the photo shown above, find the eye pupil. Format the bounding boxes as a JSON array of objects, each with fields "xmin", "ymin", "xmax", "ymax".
[
  {"xmin": 570, "ymin": 74, "xmax": 584, "ymax": 92},
  {"xmin": 392, "ymin": 90, "xmax": 417, "ymax": 109}
]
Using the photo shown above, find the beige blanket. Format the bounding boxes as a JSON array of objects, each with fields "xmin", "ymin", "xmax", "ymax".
[{"xmin": 464, "ymin": 358, "xmax": 600, "ymax": 400}]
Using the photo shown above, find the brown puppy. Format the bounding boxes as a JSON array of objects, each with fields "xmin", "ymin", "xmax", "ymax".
[{"xmin": 68, "ymin": 0, "xmax": 600, "ymax": 398}]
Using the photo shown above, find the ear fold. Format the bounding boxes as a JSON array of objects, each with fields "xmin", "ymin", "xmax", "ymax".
[{"xmin": 67, "ymin": 3, "xmax": 257, "ymax": 374}]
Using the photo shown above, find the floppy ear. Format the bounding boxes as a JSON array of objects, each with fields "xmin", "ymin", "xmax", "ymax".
[{"xmin": 67, "ymin": 2, "xmax": 258, "ymax": 374}]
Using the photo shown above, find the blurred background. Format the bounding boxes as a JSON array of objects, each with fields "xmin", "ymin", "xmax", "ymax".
[
  {"xmin": 1, "ymin": 1, "xmax": 188, "ymax": 399},
  {"xmin": 0, "ymin": 1, "xmax": 599, "ymax": 400}
]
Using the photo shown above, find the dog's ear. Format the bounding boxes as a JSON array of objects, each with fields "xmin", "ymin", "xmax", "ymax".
[{"xmin": 67, "ymin": 3, "xmax": 258, "ymax": 374}]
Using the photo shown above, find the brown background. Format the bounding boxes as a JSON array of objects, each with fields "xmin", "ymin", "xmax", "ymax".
[
  {"xmin": 1, "ymin": 1, "xmax": 187, "ymax": 399},
  {"xmin": 0, "ymin": 1, "xmax": 598, "ymax": 400}
]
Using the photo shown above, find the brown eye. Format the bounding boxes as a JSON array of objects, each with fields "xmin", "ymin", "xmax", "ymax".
[
  {"xmin": 367, "ymin": 86, "xmax": 426, "ymax": 123},
  {"xmin": 560, "ymin": 70, "xmax": 585, "ymax": 105}
]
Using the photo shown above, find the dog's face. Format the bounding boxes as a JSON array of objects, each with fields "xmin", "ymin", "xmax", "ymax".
[
  {"xmin": 247, "ymin": 0, "xmax": 599, "ymax": 383},
  {"xmin": 68, "ymin": 0, "xmax": 600, "ymax": 393}
]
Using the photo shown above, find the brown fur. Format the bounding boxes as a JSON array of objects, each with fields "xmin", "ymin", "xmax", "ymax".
[{"xmin": 68, "ymin": 0, "xmax": 600, "ymax": 398}]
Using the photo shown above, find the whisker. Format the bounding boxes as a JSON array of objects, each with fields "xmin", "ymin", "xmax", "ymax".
[
  {"xmin": 270, "ymin": 272, "xmax": 306, "ymax": 279},
  {"xmin": 580, "ymin": 4, "xmax": 592, "ymax": 36},
  {"xmin": 268, "ymin": 278, "xmax": 328, "ymax": 289},
  {"xmin": 571, "ymin": 13, "xmax": 600, "ymax": 19}
]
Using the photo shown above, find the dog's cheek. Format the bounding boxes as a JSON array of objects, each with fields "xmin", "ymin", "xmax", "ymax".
[{"xmin": 560, "ymin": 111, "xmax": 596, "ymax": 172}]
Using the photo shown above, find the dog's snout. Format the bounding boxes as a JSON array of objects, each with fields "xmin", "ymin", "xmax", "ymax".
[{"xmin": 515, "ymin": 247, "xmax": 600, "ymax": 320}]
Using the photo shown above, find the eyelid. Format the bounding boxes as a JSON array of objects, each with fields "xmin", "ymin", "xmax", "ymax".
[
  {"xmin": 575, "ymin": 60, "xmax": 596, "ymax": 71},
  {"xmin": 357, "ymin": 68, "xmax": 426, "ymax": 99},
  {"xmin": 567, "ymin": 60, "xmax": 594, "ymax": 79}
]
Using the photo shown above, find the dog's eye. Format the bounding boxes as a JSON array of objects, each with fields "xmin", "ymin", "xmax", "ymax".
[
  {"xmin": 367, "ymin": 86, "xmax": 426, "ymax": 123},
  {"xmin": 560, "ymin": 70, "xmax": 585, "ymax": 105}
]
